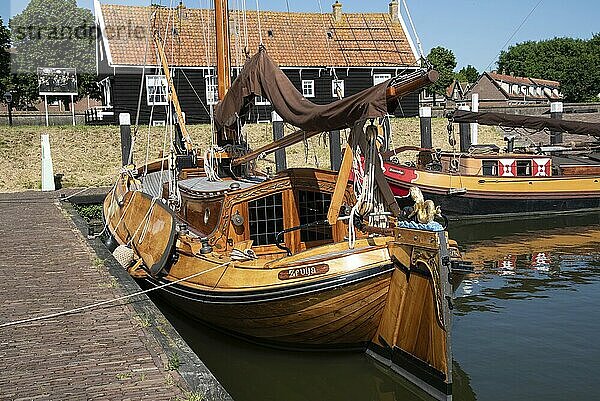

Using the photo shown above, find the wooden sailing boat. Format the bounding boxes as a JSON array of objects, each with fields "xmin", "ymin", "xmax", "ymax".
[
  {"xmin": 384, "ymin": 110, "xmax": 600, "ymax": 219},
  {"xmin": 103, "ymin": 1, "xmax": 454, "ymax": 399}
]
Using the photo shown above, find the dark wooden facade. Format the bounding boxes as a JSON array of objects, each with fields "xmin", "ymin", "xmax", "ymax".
[{"xmin": 97, "ymin": 63, "xmax": 419, "ymax": 125}]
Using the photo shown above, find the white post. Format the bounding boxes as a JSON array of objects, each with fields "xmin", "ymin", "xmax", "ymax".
[
  {"xmin": 41, "ymin": 134, "xmax": 55, "ymax": 191},
  {"xmin": 71, "ymin": 94, "xmax": 76, "ymax": 126},
  {"xmin": 44, "ymin": 95, "xmax": 49, "ymax": 127},
  {"xmin": 470, "ymin": 93, "xmax": 479, "ymax": 145}
]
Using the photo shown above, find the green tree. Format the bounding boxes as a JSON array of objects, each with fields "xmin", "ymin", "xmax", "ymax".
[
  {"xmin": 0, "ymin": 17, "xmax": 10, "ymax": 95},
  {"xmin": 498, "ymin": 36, "xmax": 600, "ymax": 102},
  {"xmin": 426, "ymin": 46, "xmax": 456, "ymax": 105},
  {"xmin": 455, "ymin": 65, "xmax": 479, "ymax": 84},
  {"xmin": 9, "ymin": 0, "xmax": 99, "ymax": 108}
]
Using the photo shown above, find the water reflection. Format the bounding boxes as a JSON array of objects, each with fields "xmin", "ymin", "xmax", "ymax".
[
  {"xmin": 152, "ymin": 295, "xmax": 465, "ymax": 401},
  {"xmin": 449, "ymin": 215, "xmax": 600, "ymax": 401},
  {"xmin": 150, "ymin": 214, "xmax": 600, "ymax": 401}
]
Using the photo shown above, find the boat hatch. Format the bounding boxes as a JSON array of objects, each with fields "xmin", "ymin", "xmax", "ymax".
[{"xmin": 179, "ymin": 176, "xmax": 265, "ymax": 195}]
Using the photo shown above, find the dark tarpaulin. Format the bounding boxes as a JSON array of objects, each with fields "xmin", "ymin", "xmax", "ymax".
[
  {"xmin": 214, "ymin": 48, "xmax": 392, "ymax": 133},
  {"xmin": 452, "ymin": 110, "xmax": 600, "ymax": 138}
]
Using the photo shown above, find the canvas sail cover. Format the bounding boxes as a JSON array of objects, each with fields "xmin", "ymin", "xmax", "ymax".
[
  {"xmin": 452, "ymin": 110, "xmax": 600, "ymax": 138},
  {"xmin": 215, "ymin": 48, "xmax": 393, "ymax": 132}
]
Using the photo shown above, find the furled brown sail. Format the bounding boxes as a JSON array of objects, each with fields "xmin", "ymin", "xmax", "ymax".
[
  {"xmin": 215, "ymin": 47, "xmax": 391, "ymax": 133},
  {"xmin": 452, "ymin": 110, "xmax": 600, "ymax": 137}
]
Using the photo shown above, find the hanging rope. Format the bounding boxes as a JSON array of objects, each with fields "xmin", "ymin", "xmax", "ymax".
[
  {"xmin": 400, "ymin": 0, "xmax": 425, "ymax": 61},
  {"xmin": 0, "ymin": 261, "xmax": 231, "ymax": 329},
  {"xmin": 316, "ymin": 0, "xmax": 340, "ymax": 83},
  {"xmin": 255, "ymin": 0, "xmax": 263, "ymax": 45}
]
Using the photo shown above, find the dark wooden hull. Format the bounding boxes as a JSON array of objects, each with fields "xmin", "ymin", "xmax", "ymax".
[
  {"xmin": 414, "ymin": 189, "xmax": 600, "ymax": 217},
  {"xmin": 385, "ymin": 162, "xmax": 600, "ymax": 218},
  {"xmin": 142, "ymin": 264, "xmax": 394, "ymax": 348}
]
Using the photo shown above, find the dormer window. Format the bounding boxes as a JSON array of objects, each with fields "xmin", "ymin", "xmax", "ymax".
[{"xmin": 267, "ymin": 30, "xmax": 274, "ymax": 38}]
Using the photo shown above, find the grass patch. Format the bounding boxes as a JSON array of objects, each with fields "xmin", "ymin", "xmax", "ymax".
[
  {"xmin": 116, "ymin": 372, "xmax": 132, "ymax": 381},
  {"xmin": 133, "ymin": 313, "xmax": 152, "ymax": 328},
  {"xmin": 166, "ymin": 352, "xmax": 180, "ymax": 371},
  {"xmin": 97, "ymin": 277, "xmax": 119, "ymax": 289},
  {"xmin": 0, "ymin": 119, "xmax": 505, "ymax": 192},
  {"xmin": 72, "ymin": 203, "xmax": 103, "ymax": 223},
  {"xmin": 177, "ymin": 392, "xmax": 204, "ymax": 401}
]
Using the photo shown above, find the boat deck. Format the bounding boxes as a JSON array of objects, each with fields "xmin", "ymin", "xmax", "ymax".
[{"xmin": 0, "ymin": 191, "xmax": 230, "ymax": 400}]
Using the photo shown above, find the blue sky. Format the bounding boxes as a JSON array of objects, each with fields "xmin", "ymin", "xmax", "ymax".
[{"xmin": 2, "ymin": 0, "xmax": 598, "ymax": 72}]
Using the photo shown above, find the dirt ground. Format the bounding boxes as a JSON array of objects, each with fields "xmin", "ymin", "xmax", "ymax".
[{"xmin": 0, "ymin": 118, "xmax": 505, "ymax": 192}]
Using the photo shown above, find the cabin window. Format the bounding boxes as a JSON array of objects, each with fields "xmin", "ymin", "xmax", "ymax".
[
  {"xmin": 146, "ymin": 75, "xmax": 168, "ymax": 106},
  {"xmin": 249, "ymin": 193, "xmax": 284, "ymax": 246},
  {"xmin": 482, "ymin": 160, "xmax": 498, "ymax": 176},
  {"xmin": 298, "ymin": 191, "xmax": 333, "ymax": 242},
  {"xmin": 373, "ymin": 73, "xmax": 391, "ymax": 86},
  {"xmin": 255, "ymin": 95, "xmax": 271, "ymax": 105},
  {"xmin": 332, "ymin": 79, "xmax": 344, "ymax": 98},
  {"xmin": 205, "ymin": 75, "xmax": 218, "ymax": 105},
  {"xmin": 516, "ymin": 160, "xmax": 532, "ymax": 176},
  {"xmin": 302, "ymin": 80, "xmax": 315, "ymax": 98}
]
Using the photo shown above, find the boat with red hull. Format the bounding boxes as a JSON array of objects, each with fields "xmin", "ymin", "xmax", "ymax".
[{"xmin": 384, "ymin": 110, "xmax": 600, "ymax": 219}]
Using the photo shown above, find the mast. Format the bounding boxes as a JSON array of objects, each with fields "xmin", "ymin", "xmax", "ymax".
[
  {"xmin": 152, "ymin": 29, "xmax": 193, "ymax": 153},
  {"xmin": 214, "ymin": 0, "xmax": 231, "ymax": 100}
]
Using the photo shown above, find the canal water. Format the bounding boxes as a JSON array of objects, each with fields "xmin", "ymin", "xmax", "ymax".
[{"xmin": 152, "ymin": 214, "xmax": 600, "ymax": 400}]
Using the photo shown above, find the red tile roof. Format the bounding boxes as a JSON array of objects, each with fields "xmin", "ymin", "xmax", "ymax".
[
  {"xmin": 488, "ymin": 72, "xmax": 533, "ymax": 86},
  {"xmin": 530, "ymin": 77, "xmax": 560, "ymax": 88},
  {"xmin": 98, "ymin": 3, "xmax": 417, "ymax": 68}
]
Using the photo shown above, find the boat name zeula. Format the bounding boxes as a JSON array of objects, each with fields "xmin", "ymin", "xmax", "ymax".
[{"xmin": 278, "ymin": 264, "xmax": 330, "ymax": 280}]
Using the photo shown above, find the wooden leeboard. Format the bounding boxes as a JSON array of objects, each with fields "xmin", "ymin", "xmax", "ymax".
[
  {"xmin": 106, "ymin": 191, "xmax": 177, "ymax": 276},
  {"xmin": 327, "ymin": 144, "xmax": 354, "ymax": 224}
]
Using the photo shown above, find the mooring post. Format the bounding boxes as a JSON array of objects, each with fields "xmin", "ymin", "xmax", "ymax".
[
  {"xmin": 419, "ymin": 106, "xmax": 432, "ymax": 148},
  {"xmin": 458, "ymin": 105, "xmax": 471, "ymax": 152},
  {"xmin": 119, "ymin": 113, "xmax": 132, "ymax": 166},
  {"xmin": 550, "ymin": 102, "xmax": 563, "ymax": 145},
  {"xmin": 41, "ymin": 134, "xmax": 55, "ymax": 191},
  {"xmin": 470, "ymin": 93, "xmax": 479, "ymax": 145},
  {"xmin": 381, "ymin": 116, "xmax": 391, "ymax": 152},
  {"xmin": 329, "ymin": 130, "xmax": 342, "ymax": 171},
  {"xmin": 271, "ymin": 111, "xmax": 287, "ymax": 172}
]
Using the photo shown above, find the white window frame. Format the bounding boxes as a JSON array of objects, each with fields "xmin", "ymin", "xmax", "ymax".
[
  {"xmin": 332, "ymin": 79, "xmax": 344, "ymax": 98},
  {"xmin": 373, "ymin": 73, "xmax": 391, "ymax": 86},
  {"xmin": 146, "ymin": 75, "xmax": 168, "ymax": 106},
  {"xmin": 205, "ymin": 75, "xmax": 218, "ymax": 105},
  {"xmin": 255, "ymin": 95, "xmax": 271, "ymax": 105},
  {"xmin": 302, "ymin": 80, "xmax": 315, "ymax": 98}
]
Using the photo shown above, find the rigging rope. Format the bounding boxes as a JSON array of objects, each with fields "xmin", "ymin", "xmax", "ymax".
[
  {"xmin": 131, "ymin": 8, "xmax": 155, "ymax": 165},
  {"xmin": 0, "ymin": 261, "xmax": 231, "ymax": 329},
  {"xmin": 255, "ymin": 0, "xmax": 263, "ymax": 45},
  {"xmin": 400, "ymin": 0, "xmax": 425, "ymax": 60},
  {"xmin": 316, "ymin": 0, "xmax": 340, "ymax": 84},
  {"xmin": 484, "ymin": 0, "xmax": 544, "ymax": 72}
]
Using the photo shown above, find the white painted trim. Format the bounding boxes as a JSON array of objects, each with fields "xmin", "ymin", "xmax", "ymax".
[
  {"xmin": 397, "ymin": 2, "xmax": 420, "ymax": 66},
  {"xmin": 94, "ymin": 0, "xmax": 114, "ymax": 66},
  {"xmin": 301, "ymin": 80, "xmax": 315, "ymax": 98},
  {"xmin": 107, "ymin": 64, "xmax": 420, "ymax": 71}
]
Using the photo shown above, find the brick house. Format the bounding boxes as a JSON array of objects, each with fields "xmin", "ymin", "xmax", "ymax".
[
  {"xmin": 463, "ymin": 72, "xmax": 562, "ymax": 107},
  {"xmin": 91, "ymin": 0, "xmax": 422, "ymax": 125}
]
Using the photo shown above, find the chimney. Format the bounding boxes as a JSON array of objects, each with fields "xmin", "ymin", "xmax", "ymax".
[
  {"xmin": 332, "ymin": 1, "xmax": 342, "ymax": 23},
  {"xmin": 389, "ymin": 0, "xmax": 399, "ymax": 23}
]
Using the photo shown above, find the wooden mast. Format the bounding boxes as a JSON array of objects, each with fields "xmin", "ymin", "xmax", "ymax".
[
  {"xmin": 214, "ymin": 0, "xmax": 237, "ymax": 145},
  {"xmin": 152, "ymin": 30, "xmax": 193, "ymax": 152},
  {"xmin": 214, "ymin": 0, "xmax": 231, "ymax": 99}
]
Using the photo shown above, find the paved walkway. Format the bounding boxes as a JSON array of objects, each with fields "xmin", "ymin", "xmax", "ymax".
[{"xmin": 0, "ymin": 191, "xmax": 230, "ymax": 401}]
